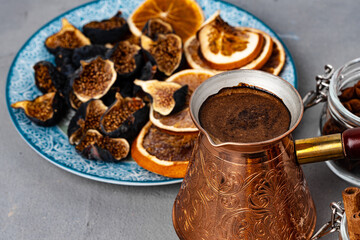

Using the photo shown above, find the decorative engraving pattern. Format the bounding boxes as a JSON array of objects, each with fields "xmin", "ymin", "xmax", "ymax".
[
  {"xmin": 6, "ymin": 0, "xmax": 296, "ymax": 185},
  {"xmin": 174, "ymin": 136, "xmax": 316, "ymax": 239}
]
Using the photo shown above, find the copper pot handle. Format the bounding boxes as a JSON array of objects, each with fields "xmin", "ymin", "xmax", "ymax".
[
  {"xmin": 342, "ymin": 128, "xmax": 360, "ymax": 160},
  {"xmin": 295, "ymin": 128, "xmax": 360, "ymax": 164}
]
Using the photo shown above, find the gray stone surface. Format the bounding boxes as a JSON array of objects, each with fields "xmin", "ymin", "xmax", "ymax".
[{"xmin": 0, "ymin": 0, "xmax": 358, "ymax": 239}]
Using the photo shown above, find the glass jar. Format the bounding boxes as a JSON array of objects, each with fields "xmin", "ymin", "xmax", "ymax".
[
  {"xmin": 315, "ymin": 58, "xmax": 360, "ymax": 185},
  {"xmin": 339, "ymin": 213, "xmax": 349, "ymax": 240},
  {"xmin": 288, "ymin": 61, "xmax": 360, "ymax": 239}
]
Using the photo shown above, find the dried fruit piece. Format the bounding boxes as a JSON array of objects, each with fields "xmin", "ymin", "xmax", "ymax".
[
  {"xmin": 166, "ymin": 69, "xmax": 214, "ymax": 94},
  {"xmin": 184, "ymin": 35, "xmax": 222, "ymax": 73},
  {"xmin": 100, "ymin": 92, "xmax": 149, "ymax": 140},
  {"xmin": 11, "ymin": 92, "xmax": 66, "ymax": 126},
  {"xmin": 83, "ymin": 11, "xmax": 130, "ymax": 44},
  {"xmin": 72, "ymin": 57, "xmax": 117, "ymax": 102},
  {"xmin": 149, "ymin": 69, "xmax": 213, "ymax": 132},
  {"xmin": 322, "ymin": 117, "xmax": 347, "ymax": 135},
  {"xmin": 339, "ymin": 87, "xmax": 356, "ymax": 102},
  {"xmin": 134, "ymin": 79, "xmax": 188, "ymax": 116},
  {"xmin": 76, "ymin": 129, "xmax": 129, "ymax": 161},
  {"xmin": 142, "ymin": 18, "xmax": 173, "ymax": 39},
  {"xmin": 138, "ymin": 61, "xmax": 157, "ymax": 81},
  {"xmin": 125, "ymin": 34, "xmax": 141, "ymax": 46},
  {"xmin": 45, "ymin": 18, "xmax": 91, "ymax": 53},
  {"xmin": 150, "ymin": 107, "xmax": 196, "ymax": 132},
  {"xmin": 261, "ymin": 37, "xmax": 286, "ymax": 75},
  {"xmin": 54, "ymin": 45, "xmax": 109, "ymax": 79},
  {"xmin": 197, "ymin": 11, "xmax": 263, "ymax": 70},
  {"xmin": 185, "ymin": 29, "xmax": 275, "ymax": 72},
  {"xmin": 141, "ymin": 34, "xmax": 182, "ymax": 76},
  {"xmin": 132, "ymin": 122, "xmax": 197, "ymax": 178},
  {"xmin": 54, "ymin": 48, "xmax": 76, "ymax": 77},
  {"xmin": 132, "ymin": 61, "xmax": 158, "ymax": 98},
  {"xmin": 68, "ymin": 99, "xmax": 108, "ymax": 145},
  {"xmin": 100, "ymin": 86, "xmax": 122, "ymax": 106},
  {"xmin": 344, "ymin": 99, "xmax": 360, "ymax": 113},
  {"xmin": 128, "ymin": 0, "xmax": 204, "ymax": 41},
  {"xmin": 71, "ymin": 45, "xmax": 109, "ymax": 69},
  {"xmin": 33, "ymin": 61, "xmax": 66, "ymax": 94},
  {"xmin": 108, "ymin": 41, "xmax": 143, "ymax": 78},
  {"xmin": 238, "ymin": 27, "xmax": 273, "ymax": 70}
]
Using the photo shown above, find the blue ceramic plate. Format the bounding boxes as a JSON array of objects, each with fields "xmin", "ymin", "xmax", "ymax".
[{"xmin": 6, "ymin": 0, "xmax": 297, "ymax": 186}]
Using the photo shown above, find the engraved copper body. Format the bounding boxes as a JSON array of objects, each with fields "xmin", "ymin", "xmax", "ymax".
[{"xmin": 173, "ymin": 70, "xmax": 317, "ymax": 240}]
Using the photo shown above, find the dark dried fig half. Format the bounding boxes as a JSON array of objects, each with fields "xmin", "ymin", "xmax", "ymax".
[
  {"xmin": 45, "ymin": 18, "xmax": 91, "ymax": 54},
  {"xmin": 68, "ymin": 99, "xmax": 107, "ymax": 145},
  {"xmin": 138, "ymin": 60, "xmax": 157, "ymax": 81},
  {"xmin": 55, "ymin": 45, "xmax": 109, "ymax": 81},
  {"xmin": 54, "ymin": 48, "xmax": 76, "ymax": 78},
  {"xmin": 100, "ymin": 92, "xmax": 149, "ymax": 140},
  {"xmin": 141, "ymin": 34, "xmax": 182, "ymax": 76},
  {"xmin": 33, "ymin": 61, "xmax": 66, "ymax": 94},
  {"xmin": 76, "ymin": 129, "xmax": 129, "ymax": 161},
  {"xmin": 72, "ymin": 57, "xmax": 117, "ymax": 102},
  {"xmin": 71, "ymin": 44, "xmax": 109, "ymax": 69},
  {"xmin": 131, "ymin": 60, "xmax": 158, "ymax": 97},
  {"xmin": 108, "ymin": 41, "xmax": 143, "ymax": 79},
  {"xmin": 83, "ymin": 11, "xmax": 130, "ymax": 44},
  {"xmin": 11, "ymin": 92, "xmax": 66, "ymax": 126},
  {"xmin": 142, "ymin": 18, "xmax": 173, "ymax": 39},
  {"xmin": 134, "ymin": 79, "xmax": 187, "ymax": 116}
]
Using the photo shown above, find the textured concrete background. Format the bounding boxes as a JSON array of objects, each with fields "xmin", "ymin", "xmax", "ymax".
[{"xmin": 1, "ymin": 0, "xmax": 358, "ymax": 239}]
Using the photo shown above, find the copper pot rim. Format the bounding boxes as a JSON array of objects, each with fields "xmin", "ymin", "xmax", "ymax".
[{"xmin": 189, "ymin": 69, "xmax": 304, "ymax": 148}]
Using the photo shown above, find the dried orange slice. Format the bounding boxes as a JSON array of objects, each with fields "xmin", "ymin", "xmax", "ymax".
[
  {"xmin": 166, "ymin": 69, "xmax": 214, "ymax": 93},
  {"xmin": 261, "ymin": 37, "xmax": 286, "ymax": 75},
  {"xmin": 239, "ymin": 27, "xmax": 273, "ymax": 70},
  {"xmin": 132, "ymin": 121, "xmax": 197, "ymax": 178},
  {"xmin": 150, "ymin": 106, "xmax": 196, "ymax": 133},
  {"xmin": 149, "ymin": 69, "xmax": 214, "ymax": 132},
  {"xmin": 184, "ymin": 35, "xmax": 222, "ymax": 73},
  {"xmin": 128, "ymin": 0, "xmax": 204, "ymax": 41},
  {"xmin": 184, "ymin": 28, "xmax": 273, "ymax": 72},
  {"xmin": 197, "ymin": 11, "xmax": 263, "ymax": 70}
]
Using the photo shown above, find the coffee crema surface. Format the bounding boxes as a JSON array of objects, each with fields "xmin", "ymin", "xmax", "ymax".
[{"xmin": 199, "ymin": 86, "xmax": 291, "ymax": 143}]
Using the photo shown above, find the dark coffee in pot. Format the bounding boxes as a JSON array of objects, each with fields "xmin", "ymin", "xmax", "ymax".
[{"xmin": 199, "ymin": 85, "xmax": 291, "ymax": 143}]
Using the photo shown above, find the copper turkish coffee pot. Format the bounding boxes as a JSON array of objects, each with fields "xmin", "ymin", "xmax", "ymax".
[{"xmin": 172, "ymin": 70, "xmax": 360, "ymax": 240}]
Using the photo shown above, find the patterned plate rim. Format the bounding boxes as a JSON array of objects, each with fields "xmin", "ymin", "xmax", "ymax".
[{"xmin": 5, "ymin": 0, "xmax": 297, "ymax": 186}]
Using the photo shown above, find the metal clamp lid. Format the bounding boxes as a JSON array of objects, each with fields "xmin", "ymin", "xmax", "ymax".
[
  {"xmin": 303, "ymin": 65, "xmax": 334, "ymax": 110},
  {"xmin": 311, "ymin": 202, "xmax": 344, "ymax": 239}
]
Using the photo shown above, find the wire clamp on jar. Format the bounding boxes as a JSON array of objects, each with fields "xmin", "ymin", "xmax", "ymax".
[
  {"xmin": 311, "ymin": 202, "xmax": 345, "ymax": 239},
  {"xmin": 303, "ymin": 64, "xmax": 334, "ymax": 109}
]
